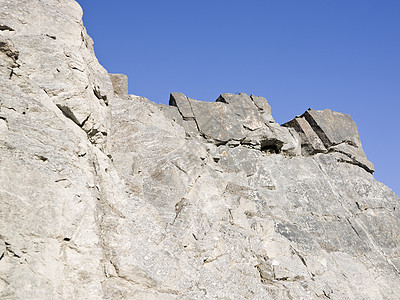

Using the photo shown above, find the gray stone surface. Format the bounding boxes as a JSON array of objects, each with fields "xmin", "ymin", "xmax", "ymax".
[
  {"xmin": 110, "ymin": 73, "xmax": 128, "ymax": 98},
  {"xmin": 284, "ymin": 108, "xmax": 374, "ymax": 173},
  {"xmin": 0, "ymin": 0, "xmax": 113, "ymax": 151},
  {"xmin": 0, "ymin": 1, "xmax": 399, "ymax": 299},
  {"xmin": 171, "ymin": 92, "xmax": 300, "ymax": 155},
  {"xmin": 304, "ymin": 109, "xmax": 361, "ymax": 147},
  {"xmin": 283, "ymin": 116, "xmax": 327, "ymax": 154},
  {"xmin": 189, "ymin": 98, "xmax": 246, "ymax": 143},
  {"xmin": 170, "ymin": 92, "xmax": 195, "ymax": 119}
]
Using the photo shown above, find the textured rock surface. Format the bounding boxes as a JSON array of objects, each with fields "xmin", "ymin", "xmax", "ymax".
[
  {"xmin": 283, "ymin": 109, "xmax": 374, "ymax": 173},
  {"xmin": 168, "ymin": 92, "xmax": 300, "ymax": 155},
  {"xmin": 1, "ymin": 1, "xmax": 399, "ymax": 299},
  {"xmin": 110, "ymin": 73, "xmax": 128, "ymax": 98}
]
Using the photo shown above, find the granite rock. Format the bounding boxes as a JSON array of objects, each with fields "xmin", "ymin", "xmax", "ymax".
[
  {"xmin": 170, "ymin": 92, "xmax": 301, "ymax": 155},
  {"xmin": 0, "ymin": 1, "xmax": 399, "ymax": 299},
  {"xmin": 110, "ymin": 73, "xmax": 129, "ymax": 98},
  {"xmin": 283, "ymin": 109, "xmax": 374, "ymax": 173}
]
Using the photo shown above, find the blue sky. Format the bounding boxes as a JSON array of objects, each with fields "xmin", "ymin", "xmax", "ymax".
[{"xmin": 76, "ymin": 0, "xmax": 400, "ymax": 196}]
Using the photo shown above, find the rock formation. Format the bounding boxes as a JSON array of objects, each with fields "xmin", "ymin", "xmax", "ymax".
[{"xmin": 0, "ymin": 1, "xmax": 399, "ymax": 299}]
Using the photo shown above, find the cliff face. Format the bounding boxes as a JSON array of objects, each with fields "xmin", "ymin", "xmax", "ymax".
[{"xmin": 0, "ymin": 1, "xmax": 399, "ymax": 299}]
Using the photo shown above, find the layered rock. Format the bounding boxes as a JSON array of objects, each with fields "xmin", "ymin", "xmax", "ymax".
[
  {"xmin": 0, "ymin": 0, "xmax": 113, "ymax": 151},
  {"xmin": 283, "ymin": 109, "xmax": 375, "ymax": 173},
  {"xmin": 110, "ymin": 94, "xmax": 399, "ymax": 300},
  {"xmin": 166, "ymin": 92, "xmax": 301, "ymax": 155},
  {"xmin": 0, "ymin": 1, "xmax": 399, "ymax": 299},
  {"xmin": 110, "ymin": 73, "xmax": 128, "ymax": 98}
]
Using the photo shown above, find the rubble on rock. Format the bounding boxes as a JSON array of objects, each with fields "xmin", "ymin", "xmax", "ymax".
[{"xmin": 0, "ymin": 1, "xmax": 399, "ymax": 299}]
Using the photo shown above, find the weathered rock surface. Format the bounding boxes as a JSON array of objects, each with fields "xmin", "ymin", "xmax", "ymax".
[
  {"xmin": 1, "ymin": 1, "xmax": 399, "ymax": 299},
  {"xmin": 168, "ymin": 92, "xmax": 301, "ymax": 155},
  {"xmin": 110, "ymin": 73, "xmax": 129, "ymax": 98},
  {"xmin": 283, "ymin": 109, "xmax": 375, "ymax": 173},
  {"xmin": 0, "ymin": 0, "xmax": 113, "ymax": 151}
]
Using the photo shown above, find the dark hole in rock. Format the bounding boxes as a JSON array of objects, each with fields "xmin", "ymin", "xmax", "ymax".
[
  {"xmin": 0, "ymin": 25, "xmax": 14, "ymax": 31},
  {"xmin": 261, "ymin": 139, "xmax": 283, "ymax": 154},
  {"xmin": 37, "ymin": 155, "xmax": 48, "ymax": 162},
  {"xmin": 63, "ymin": 238, "xmax": 70, "ymax": 242}
]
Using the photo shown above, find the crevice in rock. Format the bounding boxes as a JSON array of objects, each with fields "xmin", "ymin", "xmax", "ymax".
[
  {"xmin": 172, "ymin": 198, "xmax": 187, "ymax": 225},
  {"xmin": 0, "ymin": 25, "xmax": 14, "ymax": 31},
  {"xmin": 34, "ymin": 154, "xmax": 48, "ymax": 162},
  {"xmin": 323, "ymin": 290, "xmax": 332, "ymax": 299},
  {"xmin": 171, "ymin": 160, "xmax": 187, "ymax": 174},
  {"xmin": 109, "ymin": 259, "xmax": 120, "ymax": 275},
  {"xmin": 242, "ymin": 124, "xmax": 258, "ymax": 132},
  {"xmin": 290, "ymin": 246, "xmax": 308, "ymax": 268},
  {"xmin": 260, "ymin": 139, "xmax": 283, "ymax": 154},
  {"xmin": 93, "ymin": 86, "xmax": 108, "ymax": 105},
  {"xmin": 215, "ymin": 95, "xmax": 228, "ymax": 104},
  {"xmin": 10, "ymin": 62, "xmax": 21, "ymax": 79},
  {"xmin": 56, "ymin": 104, "xmax": 82, "ymax": 126},
  {"xmin": 80, "ymin": 113, "xmax": 91, "ymax": 129},
  {"xmin": 302, "ymin": 111, "xmax": 332, "ymax": 148},
  {"xmin": 8, "ymin": 249, "xmax": 21, "ymax": 259},
  {"xmin": 186, "ymin": 97, "xmax": 201, "ymax": 132},
  {"xmin": 0, "ymin": 105, "xmax": 16, "ymax": 112},
  {"xmin": 346, "ymin": 218, "xmax": 361, "ymax": 238},
  {"xmin": 336, "ymin": 156, "xmax": 373, "ymax": 174},
  {"xmin": 249, "ymin": 94, "xmax": 264, "ymax": 111},
  {"xmin": 327, "ymin": 146, "xmax": 373, "ymax": 174},
  {"xmin": 45, "ymin": 34, "xmax": 56, "ymax": 40},
  {"xmin": 203, "ymin": 253, "xmax": 226, "ymax": 264},
  {"xmin": 330, "ymin": 140, "xmax": 358, "ymax": 148},
  {"xmin": 274, "ymin": 274, "xmax": 289, "ymax": 281},
  {"xmin": 355, "ymin": 202, "xmax": 365, "ymax": 211}
]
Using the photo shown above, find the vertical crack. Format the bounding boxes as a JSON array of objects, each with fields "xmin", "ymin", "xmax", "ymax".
[
  {"xmin": 302, "ymin": 110, "xmax": 332, "ymax": 148},
  {"xmin": 346, "ymin": 218, "xmax": 361, "ymax": 238}
]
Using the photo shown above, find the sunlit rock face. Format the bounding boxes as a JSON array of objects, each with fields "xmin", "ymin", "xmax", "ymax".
[
  {"xmin": 283, "ymin": 108, "xmax": 374, "ymax": 173},
  {"xmin": 0, "ymin": 1, "xmax": 399, "ymax": 299}
]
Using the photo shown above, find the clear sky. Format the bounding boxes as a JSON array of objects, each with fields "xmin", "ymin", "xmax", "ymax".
[{"xmin": 76, "ymin": 0, "xmax": 400, "ymax": 196}]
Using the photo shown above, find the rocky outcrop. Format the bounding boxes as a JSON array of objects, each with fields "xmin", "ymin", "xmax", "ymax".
[
  {"xmin": 0, "ymin": 1, "xmax": 399, "ymax": 299},
  {"xmin": 283, "ymin": 109, "xmax": 375, "ymax": 173},
  {"xmin": 167, "ymin": 92, "xmax": 301, "ymax": 155}
]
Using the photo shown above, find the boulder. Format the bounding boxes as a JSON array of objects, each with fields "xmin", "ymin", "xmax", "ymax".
[{"xmin": 284, "ymin": 109, "xmax": 374, "ymax": 173}]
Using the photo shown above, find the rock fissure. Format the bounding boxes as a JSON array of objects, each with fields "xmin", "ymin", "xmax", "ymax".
[
  {"xmin": 0, "ymin": 25, "xmax": 14, "ymax": 31},
  {"xmin": 346, "ymin": 218, "xmax": 361, "ymax": 238},
  {"xmin": 302, "ymin": 110, "xmax": 332, "ymax": 147}
]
